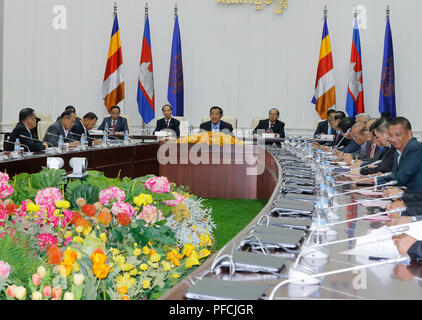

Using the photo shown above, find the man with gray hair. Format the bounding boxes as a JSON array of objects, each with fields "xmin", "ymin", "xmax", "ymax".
[{"xmin": 355, "ymin": 113, "xmax": 371, "ymax": 123}]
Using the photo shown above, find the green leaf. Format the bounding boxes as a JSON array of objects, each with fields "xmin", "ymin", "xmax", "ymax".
[
  {"xmin": 67, "ymin": 183, "xmax": 99, "ymax": 209},
  {"xmin": 111, "ymin": 228, "xmax": 123, "ymax": 243}
]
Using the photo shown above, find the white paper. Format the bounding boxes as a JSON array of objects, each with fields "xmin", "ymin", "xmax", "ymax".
[
  {"xmin": 356, "ymin": 190, "xmax": 383, "ymax": 196},
  {"xmin": 359, "ymin": 200, "xmax": 391, "ymax": 208}
]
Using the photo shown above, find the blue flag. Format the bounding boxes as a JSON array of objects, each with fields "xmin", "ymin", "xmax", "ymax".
[
  {"xmin": 168, "ymin": 16, "xmax": 184, "ymax": 117},
  {"xmin": 379, "ymin": 17, "xmax": 396, "ymax": 118}
]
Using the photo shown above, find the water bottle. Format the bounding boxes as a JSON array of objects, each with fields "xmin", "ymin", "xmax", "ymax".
[
  {"xmin": 80, "ymin": 133, "xmax": 87, "ymax": 149},
  {"xmin": 123, "ymin": 130, "xmax": 129, "ymax": 145},
  {"xmin": 14, "ymin": 138, "xmax": 22, "ymax": 157},
  {"xmin": 57, "ymin": 135, "xmax": 65, "ymax": 153},
  {"xmin": 103, "ymin": 123, "xmax": 109, "ymax": 146},
  {"xmin": 312, "ymin": 198, "xmax": 328, "ymax": 235}
]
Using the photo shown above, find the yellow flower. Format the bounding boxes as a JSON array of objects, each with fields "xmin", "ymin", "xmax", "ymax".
[
  {"xmin": 150, "ymin": 253, "xmax": 161, "ymax": 263},
  {"xmin": 121, "ymin": 263, "xmax": 134, "ymax": 272},
  {"xmin": 148, "ymin": 261, "xmax": 159, "ymax": 269},
  {"xmin": 140, "ymin": 264, "xmax": 149, "ymax": 271},
  {"xmin": 143, "ymin": 246, "xmax": 151, "ymax": 255},
  {"xmin": 199, "ymin": 249, "xmax": 211, "ymax": 260},
  {"xmin": 182, "ymin": 244, "xmax": 195, "ymax": 258},
  {"xmin": 53, "ymin": 209, "xmax": 60, "ymax": 216},
  {"xmin": 99, "ymin": 233, "xmax": 107, "ymax": 243},
  {"xmin": 64, "ymin": 231, "xmax": 73, "ymax": 238},
  {"xmin": 27, "ymin": 202, "xmax": 40, "ymax": 213},
  {"xmin": 162, "ymin": 261, "xmax": 172, "ymax": 271},
  {"xmin": 133, "ymin": 248, "xmax": 141, "ymax": 256},
  {"xmin": 83, "ymin": 226, "xmax": 92, "ymax": 236},
  {"xmin": 171, "ymin": 274, "xmax": 181, "ymax": 279},
  {"xmin": 55, "ymin": 200, "xmax": 70, "ymax": 209},
  {"xmin": 58, "ymin": 265, "xmax": 68, "ymax": 277},
  {"xmin": 129, "ymin": 269, "xmax": 138, "ymax": 276},
  {"xmin": 142, "ymin": 280, "xmax": 151, "ymax": 290},
  {"xmin": 114, "ymin": 255, "xmax": 125, "ymax": 265},
  {"xmin": 75, "ymin": 226, "xmax": 84, "ymax": 233},
  {"xmin": 199, "ymin": 233, "xmax": 213, "ymax": 247},
  {"xmin": 134, "ymin": 193, "xmax": 153, "ymax": 207},
  {"xmin": 185, "ymin": 257, "xmax": 200, "ymax": 269},
  {"xmin": 110, "ymin": 248, "xmax": 120, "ymax": 256},
  {"xmin": 72, "ymin": 236, "xmax": 84, "ymax": 244},
  {"xmin": 72, "ymin": 262, "xmax": 80, "ymax": 273},
  {"xmin": 117, "ymin": 286, "xmax": 128, "ymax": 295}
]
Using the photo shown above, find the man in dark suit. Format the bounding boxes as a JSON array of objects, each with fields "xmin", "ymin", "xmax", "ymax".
[
  {"xmin": 376, "ymin": 117, "xmax": 422, "ymax": 191},
  {"xmin": 70, "ymin": 112, "xmax": 102, "ymax": 147},
  {"xmin": 6, "ymin": 108, "xmax": 47, "ymax": 152},
  {"xmin": 56, "ymin": 105, "xmax": 83, "ymax": 133},
  {"xmin": 153, "ymin": 104, "xmax": 180, "ymax": 137},
  {"xmin": 361, "ymin": 118, "xmax": 395, "ymax": 175},
  {"xmin": 200, "ymin": 106, "xmax": 233, "ymax": 134},
  {"xmin": 98, "ymin": 105, "xmax": 129, "ymax": 135},
  {"xmin": 43, "ymin": 109, "xmax": 80, "ymax": 148},
  {"xmin": 314, "ymin": 109, "xmax": 336, "ymax": 137},
  {"xmin": 253, "ymin": 108, "xmax": 285, "ymax": 138}
]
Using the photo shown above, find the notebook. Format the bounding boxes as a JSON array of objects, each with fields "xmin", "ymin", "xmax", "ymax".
[
  {"xmin": 286, "ymin": 177, "xmax": 315, "ymax": 186},
  {"xmin": 268, "ymin": 216, "xmax": 312, "ymax": 231},
  {"xmin": 242, "ymin": 231, "xmax": 304, "ymax": 250},
  {"xmin": 283, "ymin": 193, "xmax": 317, "ymax": 203},
  {"xmin": 282, "ymin": 183, "xmax": 314, "ymax": 194},
  {"xmin": 185, "ymin": 278, "xmax": 268, "ymax": 300},
  {"xmin": 273, "ymin": 199, "xmax": 315, "ymax": 214}
]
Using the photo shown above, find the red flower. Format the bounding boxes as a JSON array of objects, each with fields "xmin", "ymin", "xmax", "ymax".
[
  {"xmin": 81, "ymin": 204, "xmax": 97, "ymax": 217},
  {"xmin": 116, "ymin": 213, "xmax": 131, "ymax": 226},
  {"xmin": 47, "ymin": 245, "xmax": 63, "ymax": 266},
  {"xmin": 5, "ymin": 203, "xmax": 18, "ymax": 216}
]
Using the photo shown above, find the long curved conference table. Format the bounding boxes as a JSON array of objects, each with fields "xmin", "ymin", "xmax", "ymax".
[{"xmin": 1, "ymin": 140, "xmax": 421, "ymax": 300}]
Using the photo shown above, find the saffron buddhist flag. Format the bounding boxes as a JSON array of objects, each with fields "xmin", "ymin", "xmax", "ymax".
[
  {"xmin": 168, "ymin": 15, "xmax": 184, "ymax": 117},
  {"xmin": 311, "ymin": 17, "xmax": 336, "ymax": 119},
  {"xmin": 102, "ymin": 14, "xmax": 125, "ymax": 111},
  {"xmin": 379, "ymin": 17, "xmax": 396, "ymax": 118},
  {"xmin": 137, "ymin": 15, "xmax": 155, "ymax": 124},
  {"xmin": 346, "ymin": 17, "xmax": 364, "ymax": 118}
]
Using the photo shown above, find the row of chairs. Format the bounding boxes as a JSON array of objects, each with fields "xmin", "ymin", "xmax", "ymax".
[{"xmin": 16, "ymin": 114, "xmax": 268, "ymax": 139}]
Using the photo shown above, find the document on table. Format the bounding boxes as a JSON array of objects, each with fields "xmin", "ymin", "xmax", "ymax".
[
  {"xmin": 341, "ymin": 222, "xmax": 422, "ymax": 259},
  {"xmin": 358, "ymin": 200, "xmax": 391, "ymax": 208},
  {"xmin": 356, "ymin": 190, "xmax": 383, "ymax": 196}
]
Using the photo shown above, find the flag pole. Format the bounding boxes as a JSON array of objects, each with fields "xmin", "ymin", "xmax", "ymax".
[
  {"xmin": 114, "ymin": 2, "xmax": 117, "ymax": 16},
  {"xmin": 323, "ymin": 5, "xmax": 327, "ymax": 20},
  {"xmin": 386, "ymin": 5, "xmax": 390, "ymax": 20},
  {"xmin": 145, "ymin": 2, "xmax": 149, "ymax": 21},
  {"xmin": 174, "ymin": 3, "xmax": 178, "ymax": 20}
]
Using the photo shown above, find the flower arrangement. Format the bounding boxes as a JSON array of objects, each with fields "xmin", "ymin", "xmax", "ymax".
[
  {"xmin": 0, "ymin": 170, "xmax": 216, "ymax": 300},
  {"xmin": 177, "ymin": 131, "xmax": 244, "ymax": 146}
]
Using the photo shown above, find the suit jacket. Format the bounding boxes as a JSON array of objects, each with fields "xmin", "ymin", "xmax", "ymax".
[
  {"xmin": 6, "ymin": 122, "xmax": 46, "ymax": 152},
  {"xmin": 153, "ymin": 118, "xmax": 180, "ymax": 137},
  {"xmin": 70, "ymin": 123, "xmax": 95, "ymax": 147},
  {"xmin": 403, "ymin": 191, "xmax": 422, "ymax": 205},
  {"xmin": 253, "ymin": 119, "xmax": 285, "ymax": 138},
  {"xmin": 43, "ymin": 120, "xmax": 76, "ymax": 147},
  {"xmin": 98, "ymin": 116, "xmax": 129, "ymax": 133},
  {"xmin": 326, "ymin": 130, "xmax": 349, "ymax": 148},
  {"xmin": 377, "ymin": 138, "xmax": 422, "ymax": 192},
  {"xmin": 342, "ymin": 139, "xmax": 361, "ymax": 154},
  {"xmin": 408, "ymin": 241, "xmax": 422, "ymax": 262},
  {"xmin": 200, "ymin": 120, "xmax": 233, "ymax": 134},
  {"xmin": 314, "ymin": 120, "xmax": 333, "ymax": 137},
  {"xmin": 360, "ymin": 145, "xmax": 396, "ymax": 176}
]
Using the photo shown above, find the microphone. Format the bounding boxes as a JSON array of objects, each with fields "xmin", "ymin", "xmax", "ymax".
[
  {"xmin": 331, "ymin": 180, "xmax": 397, "ymax": 198},
  {"xmin": 4, "ymin": 140, "xmax": 30, "ymax": 152},
  {"xmin": 333, "ymin": 160, "xmax": 382, "ymax": 178},
  {"xmin": 335, "ymin": 171, "xmax": 390, "ymax": 187},
  {"xmin": 19, "ymin": 135, "xmax": 53, "ymax": 148},
  {"xmin": 268, "ymin": 255, "xmax": 409, "ymax": 299},
  {"xmin": 45, "ymin": 132, "xmax": 80, "ymax": 143},
  {"xmin": 332, "ymin": 128, "xmax": 351, "ymax": 152},
  {"xmin": 69, "ymin": 131, "xmax": 95, "ymax": 141}
]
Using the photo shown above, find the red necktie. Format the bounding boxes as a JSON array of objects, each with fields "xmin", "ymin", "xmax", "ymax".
[
  {"xmin": 112, "ymin": 120, "xmax": 116, "ymax": 132},
  {"xmin": 166, "ymin": 120, "xmax": 169, "ymax": 129},
  {"xmin": 269, "ymin": 123, "xmax": 274, "ymax": 131},
  {"xmin": 370, "ymin": 143, "xmax": 376, "ymax": 158}
]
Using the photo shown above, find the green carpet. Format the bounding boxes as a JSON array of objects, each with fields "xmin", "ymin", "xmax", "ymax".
[{"xmin": 203, "ymin": 198, "xmax": 267, "ymax": 251}]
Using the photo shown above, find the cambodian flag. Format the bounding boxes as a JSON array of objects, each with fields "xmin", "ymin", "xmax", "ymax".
[
  {"xmin": 168, "ymin": 15, "xmax": 184, "ymax": 117},
  {"xmin": 346, "ymin": 18, "xmax": 365, "ymax": 118},
  {"xmin": 137, "ymin": 16, "xmax": 155, "ymax": 124},
  {"xmin": 379, "ymin": 17, "xmax": 396, "ymax": 119}
]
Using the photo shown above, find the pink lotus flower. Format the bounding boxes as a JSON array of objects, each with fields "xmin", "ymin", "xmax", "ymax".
[
  {"xmin": 144, "ymin": 177, "xmax": 171, "ymax": 194},
  {"xmin": 165, "ymin": 193, "xmax": 186, "ymax": 207},
  {"xmin": 137, "ymin": 205, "xmax": 164, "ymax": 226},
  {"xmin": 0, "ymin": 260, "xmax": 11, "ymax": 280},
  {"xmin": 111, "ymin": 201, "xmax": 135, "ymax": 217},
  {"xmin": 99, "ymin": 187, "xmax": 126, "ymax": 205}
]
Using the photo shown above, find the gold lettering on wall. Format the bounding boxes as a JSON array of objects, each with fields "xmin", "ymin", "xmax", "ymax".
[{"xmin": 216, "ymin": 0, "xmax": 288, "ymax": 14}]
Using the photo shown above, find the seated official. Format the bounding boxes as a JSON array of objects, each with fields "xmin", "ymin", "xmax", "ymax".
[
  {"xmin": 56, "ymin": 105, "xmax": 82, "ymax": 131},
  {"xmin": 6, "ymin": 108, "xmax": 48, "ymax": 152},
  {"xmin": 361, "ymin": 118, "xmax": 395, "ymax": 175},
  {"xmin": 253, "ymin": 108, "xmax": 285, "ymax": 138},
  {"xmin": 340, "ymin": 122, "xmax": 369, "ymax": 164},
  {"xmin": 359, "ymin": 119, "xmax": 380, "ymax": 162},
  {"xmin": 355, "ymin": 113, "xmax": 371, "ymax": 124},
  {"xmin": 329, "ymin": 117, "xmax": 355, "ymax": 155},
  {"xmin": 70, "ymin": 112, "xmax": 102, "ymax": 147},
  {"xmin": 153, "ymin": 104, "xmax": 180, "ymax": 138},
  {"xmin": 43, "ymin": 109, "xmax": 80, "ymax": 148},
  {"xmin": 200, "ymin": 106, "xmax": 233, "ymax": 134},
  {"xmin": 314, "ymin": 109, "xmax": 336, "ymax": 137},
  {"xmin": 324, "ymin": 111, "xmax": 346, "ymax": 147},
  {"xmin": 98, "ymin": 105, "xmax": 129, "ymax": 135},
  {"xmin": 376, "ymin": 117, "xmax": 422, "ymax": 192}
]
